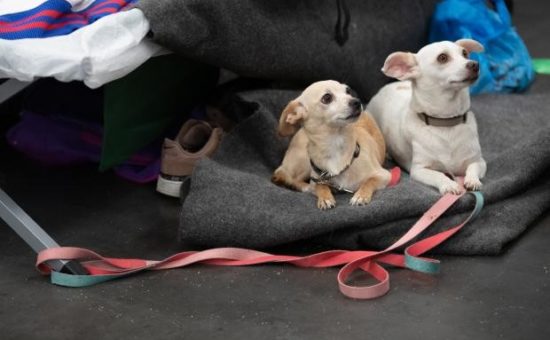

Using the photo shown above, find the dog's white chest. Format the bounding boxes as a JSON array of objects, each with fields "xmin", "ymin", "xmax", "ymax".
[
  {"xmin": 413, "ymin": 122, "xmax": 482, "ymax": 174},
  {"xmin": 319, "ymin": 136, "xmax": 349, "ymax": 174},
  {"xmin": 311, "ymin": 139, "xmax": 365, "ymax": 192},
  {"xmin": 329, "ymin": 156, "xmax": 371, "ymax": 193}
]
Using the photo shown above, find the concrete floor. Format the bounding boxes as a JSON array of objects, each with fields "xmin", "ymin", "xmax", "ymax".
[{"xmin": 1, "ymin": 1, "xmax": 549, "ymax": 339}]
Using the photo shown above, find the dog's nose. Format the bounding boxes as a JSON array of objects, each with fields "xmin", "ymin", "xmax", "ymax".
[
  {"xmin": 466, "ymin": 61, "xmax": 479, "ymax": 73},
  {"xmin": 349, "ymin": 99, "xmax": 361, "ymax": 111}
]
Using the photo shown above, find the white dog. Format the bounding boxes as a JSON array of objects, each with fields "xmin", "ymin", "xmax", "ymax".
[{"xmin": 367, "ymin": 39, "xmax": 486, "ymax": 194}]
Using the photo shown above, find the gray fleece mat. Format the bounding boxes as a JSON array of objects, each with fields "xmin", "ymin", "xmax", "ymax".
[{"xmin": 179, "ymin": 89, "xmax": 550, "ymax": 255}]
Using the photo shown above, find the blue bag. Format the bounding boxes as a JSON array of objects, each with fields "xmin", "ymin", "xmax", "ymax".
[{"xmin": 429, "ymin": 0, "xmax": 535, "ymax": 94}]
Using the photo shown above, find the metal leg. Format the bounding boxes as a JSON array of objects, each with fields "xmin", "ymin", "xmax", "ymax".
[
  {"xmin": 0, "ymin": 188, "xmax": 88, "ymax": 275},
  {"xmin": 1, "ymin": 79, "xmax": 87, "ymax": 275},
  {"xmin": 0, "ymin": 79, "xmax": 32, "ymax": 103}
]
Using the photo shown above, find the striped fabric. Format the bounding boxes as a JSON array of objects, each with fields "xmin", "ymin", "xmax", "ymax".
[{"xmin": 0, "ymin": 0, "xmax": 138, "ymax": 40}]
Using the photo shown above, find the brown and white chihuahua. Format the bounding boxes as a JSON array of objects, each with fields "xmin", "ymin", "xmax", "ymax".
[{"xmin": 272, "ymin": 80, "xmax": 391, "ymax": 210}]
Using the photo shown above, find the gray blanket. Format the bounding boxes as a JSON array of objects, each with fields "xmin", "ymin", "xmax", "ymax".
[
  {"xmin": 137, "ymin": 0, "xmax": 437, "ymax": 99},
  {"xmin": 138, "ymin": 0, "xmax": 550, "ymax": 254},
  {"xmin": 179, "ymin": 89, "xmax": 550, "ymax": 255}
]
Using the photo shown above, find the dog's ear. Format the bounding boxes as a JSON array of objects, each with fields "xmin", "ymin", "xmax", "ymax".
[
  {"xmin": 278, "ymin": 100, "xmax": 306, "ymax": 137},
  {"xmin": 382, "ymin": 52, "xmax": 419, "ymax": 80},
  {"xmin": 455, "ymin": 39, "xmax": 484, "ymax": 53}
]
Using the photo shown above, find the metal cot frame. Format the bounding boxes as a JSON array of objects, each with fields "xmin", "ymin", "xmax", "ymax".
[{"xmin": 0, "ymin": 79, "xmax": 87, "ymax": 275}]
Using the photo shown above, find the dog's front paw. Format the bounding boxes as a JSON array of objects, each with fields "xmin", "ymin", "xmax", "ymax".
[
  {"xmin": 317, "ymin": 197, "xmax": 336, "ymax": 210},
  {"xmin": 439, "ymin": 180, "xmax": 463, "ymax": 195},
  {"xmin": 350, "ymin": 192, "xmax": 372, "ymax": 206},
  {"xmin": 464, "ymin": 176, "xmax": 483, "ymax": 191}
]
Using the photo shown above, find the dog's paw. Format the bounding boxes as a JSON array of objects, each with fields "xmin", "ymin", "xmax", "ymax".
[
  {"xmin": 317, "ymin": 197, "xmax": 336, "ymax": 210},
  {"xmin": 439, "ymin": 180, "xmax": 463, "ymax": 195},
  {"xmin": 350, "ymin": 192, "xmax": 372, "ymax": 206},
  {"xmin": 464, "ymin": 176, "xmax": 483, "ymax": 191}
]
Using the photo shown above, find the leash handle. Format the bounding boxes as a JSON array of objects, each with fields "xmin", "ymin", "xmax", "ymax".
[
  {"xmin": 335, "ymin": 189, "xmax": 481, "ymax": 298},
  {"xmin": 35, "ymin": 172, "xmax": 483, "ymax": 300}
]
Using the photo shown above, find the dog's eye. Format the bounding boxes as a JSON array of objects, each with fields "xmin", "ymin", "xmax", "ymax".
[
  {"xmin": 345, "ymin": 87, "xmax": 351, "ymax": 95},
  {"xmin": 321, "ymin": 93, "xmax": 333, "ymax": 104},
  {"xmin": 462, "ymin": 49, "xmax": 468, "ymax": 58},
  {"xmin": 437, "ymin": 53, "xmax": 449, "ymax": 64}
]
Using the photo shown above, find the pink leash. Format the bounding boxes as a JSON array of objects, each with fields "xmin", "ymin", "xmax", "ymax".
[{"xmin": 35, "ymin": 168, "xmax": 484, "ymax": 299}]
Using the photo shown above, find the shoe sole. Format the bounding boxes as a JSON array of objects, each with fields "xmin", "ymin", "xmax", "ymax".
[{"xmin": 156, "ymin": 175, "xmax": 185, "ymax": 198}]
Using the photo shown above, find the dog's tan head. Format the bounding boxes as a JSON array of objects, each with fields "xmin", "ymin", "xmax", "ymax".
[{"xmin": 278, "ymin": 80, "xmax": 362, "ymax": 137}]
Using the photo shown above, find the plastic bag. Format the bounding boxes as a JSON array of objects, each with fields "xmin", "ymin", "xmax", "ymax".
[{"xmin": 429, "ymin": 0, "xmax": 535, "ymax": 94}]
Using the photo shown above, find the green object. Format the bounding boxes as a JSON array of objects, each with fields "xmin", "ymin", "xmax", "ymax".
[
  {"xmin": 532, "ymin": 58, "xmax": 550, "ymax": 75},
  {"xmin": 101, "ymin": 54, "xmax": 219, "ymax": 170}
]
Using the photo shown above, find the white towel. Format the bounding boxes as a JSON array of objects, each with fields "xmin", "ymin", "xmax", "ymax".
[{"xmin": 0, "ymin": 8, "xmax": 167, "ymax": 88}]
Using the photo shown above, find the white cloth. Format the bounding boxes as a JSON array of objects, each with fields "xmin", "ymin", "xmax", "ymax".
[{"xmin": 0, "ymin": 8, "xmax": 167, "ymax": 88}]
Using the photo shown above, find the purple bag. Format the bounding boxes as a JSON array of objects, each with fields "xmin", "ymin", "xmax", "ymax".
[{"xmin": 6, "ymin": 111, "xmax": 160, "ymax": 183}]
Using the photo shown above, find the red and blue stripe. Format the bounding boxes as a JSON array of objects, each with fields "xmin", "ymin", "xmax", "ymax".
[{"xmin": 0, "ymin": 0, "xmax": 138, "ymax": 40}]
